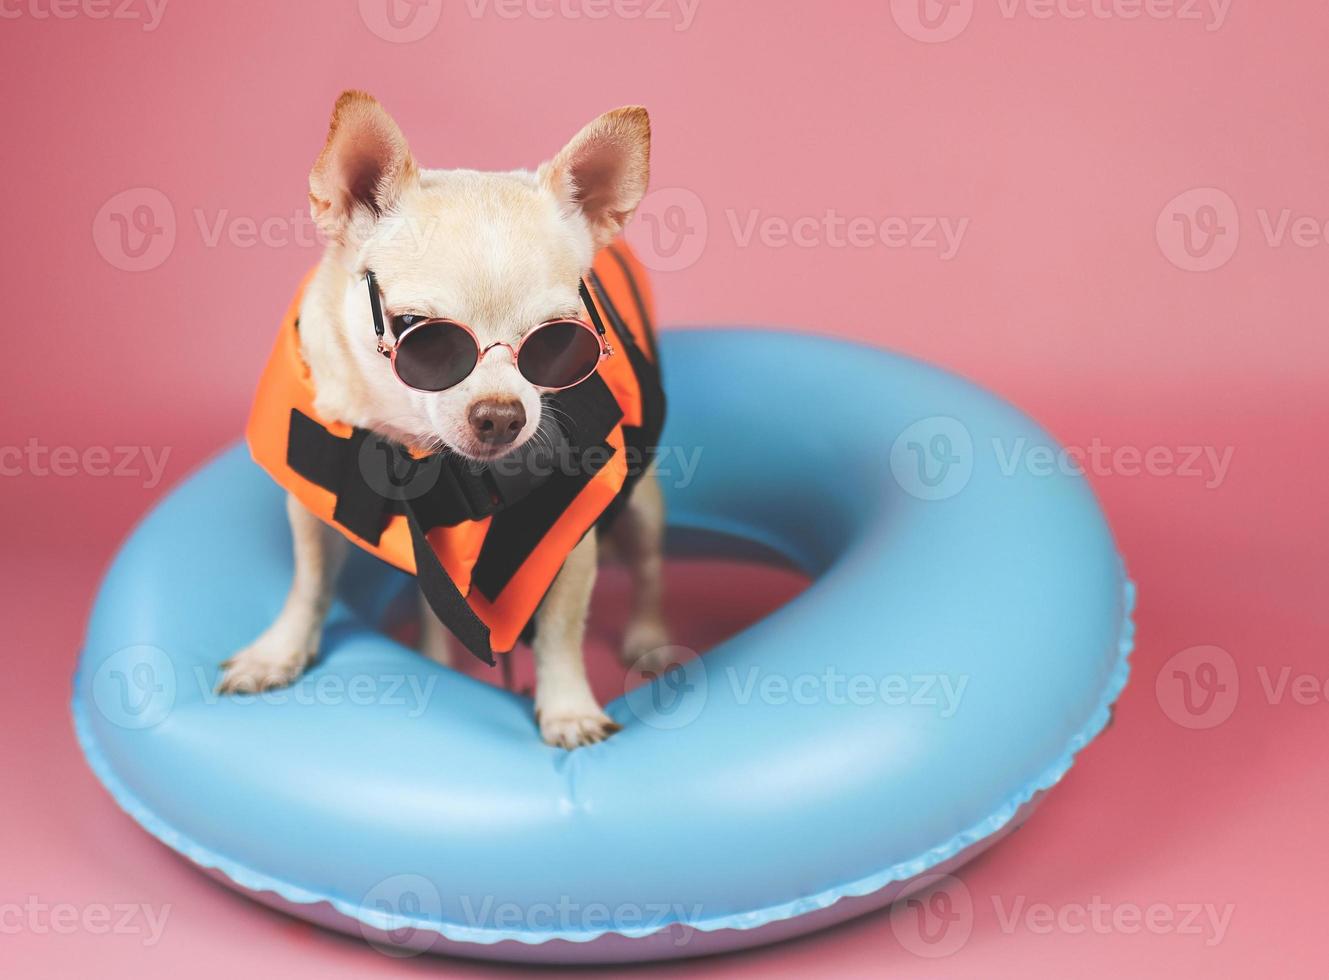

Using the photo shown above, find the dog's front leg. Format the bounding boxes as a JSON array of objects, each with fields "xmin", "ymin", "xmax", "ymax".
[
  {"xmin": 533, "ymin": 531, "xmax": 618, "ymax": 748},
  {"xmin": 217, "ymin": 493, "xmax": 347, "ymax": 693}
]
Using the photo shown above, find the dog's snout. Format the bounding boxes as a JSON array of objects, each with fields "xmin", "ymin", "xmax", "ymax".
[{"xmin": 468, "ymin": 398, "xmax": 526, "ymax": 446}]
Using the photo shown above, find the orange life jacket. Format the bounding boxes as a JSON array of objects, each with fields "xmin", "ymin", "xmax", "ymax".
[{"xmin": 247, "ymin": 242, "xmax": 664, "ymax": 664}]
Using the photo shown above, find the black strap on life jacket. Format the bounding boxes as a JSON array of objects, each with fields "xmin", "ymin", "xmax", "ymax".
[
  {"xmin": 603, "ymin": 243, "xmax": 660, "ymax": 363},
  {"xmin": 586, "ymin": 260, "xmax": 667, "ymax": 530}
]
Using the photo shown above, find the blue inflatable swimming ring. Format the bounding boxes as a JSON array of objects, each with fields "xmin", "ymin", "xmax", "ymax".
[{"xmin": 72, "ymin": 330, "xmax": 1133, "ymax": 963}]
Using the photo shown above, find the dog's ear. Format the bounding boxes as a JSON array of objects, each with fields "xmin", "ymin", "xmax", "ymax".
[
  {"xmin": 541, "ymin": 107, "xmax": 651, "ymax": 251},
  {"xmin": 309, "ymin": 90, "xmax": 417, "ymax": 241}
]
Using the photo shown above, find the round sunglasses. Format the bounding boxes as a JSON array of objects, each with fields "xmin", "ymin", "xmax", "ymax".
[{"xmin": 366, "ymin": 270, "xmax": 614, "ymax": 393}]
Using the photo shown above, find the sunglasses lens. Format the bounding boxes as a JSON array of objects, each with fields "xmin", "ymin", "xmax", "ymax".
[
  {"xmin": 394, "ymin": 321, "xmax": 478, "ymax": 392},
  {"xmin": 517, "ymin": 320, "xmax": 602, "ymax": 389}
]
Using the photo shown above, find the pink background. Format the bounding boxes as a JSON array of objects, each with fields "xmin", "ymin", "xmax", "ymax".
[{"xmin": 3, "ymin": 0, "xmax": 1326, "ymax": 975}]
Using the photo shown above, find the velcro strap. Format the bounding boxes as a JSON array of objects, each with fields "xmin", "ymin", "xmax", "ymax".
[{"xmin": 331, "ymin": 428, "xmax": 394, "ymax": 544}]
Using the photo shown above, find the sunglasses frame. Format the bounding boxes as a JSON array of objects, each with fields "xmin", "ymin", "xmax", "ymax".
[{"xmin": 365, "ymin": 270, "xmax": 614, "ymax": 394}]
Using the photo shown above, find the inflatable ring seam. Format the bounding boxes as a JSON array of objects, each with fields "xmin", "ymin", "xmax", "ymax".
[{"xmin": 69, "ymin": 579, "xmax": 1134, "ymax": 946}]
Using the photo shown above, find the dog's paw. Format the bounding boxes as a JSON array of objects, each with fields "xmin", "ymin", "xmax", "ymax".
[
  {"xmin": 620, "ymin": 616, "xmax": 672, "ymax": 674},
  {"xmin": 535, "ymin": 704, "xmax": 621, "ymax": 749},
  {"xmin": 216, "ymin": 644, "xmax": 312, "ymax": 695}
]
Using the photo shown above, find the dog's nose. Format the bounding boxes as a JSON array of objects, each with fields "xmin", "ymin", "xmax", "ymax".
[{"xmin": 468, "ymin": 398, "xmax": 526, "ymax": 446}]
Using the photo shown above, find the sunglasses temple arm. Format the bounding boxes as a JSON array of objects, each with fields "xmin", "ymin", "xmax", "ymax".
[
  {"xmin": 579, "ymin": 279, "xmax": 610, "ymax": 339},
  {"xmin": 366, "ymin": 269, "xmax": 386, "ymax": 340}
]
